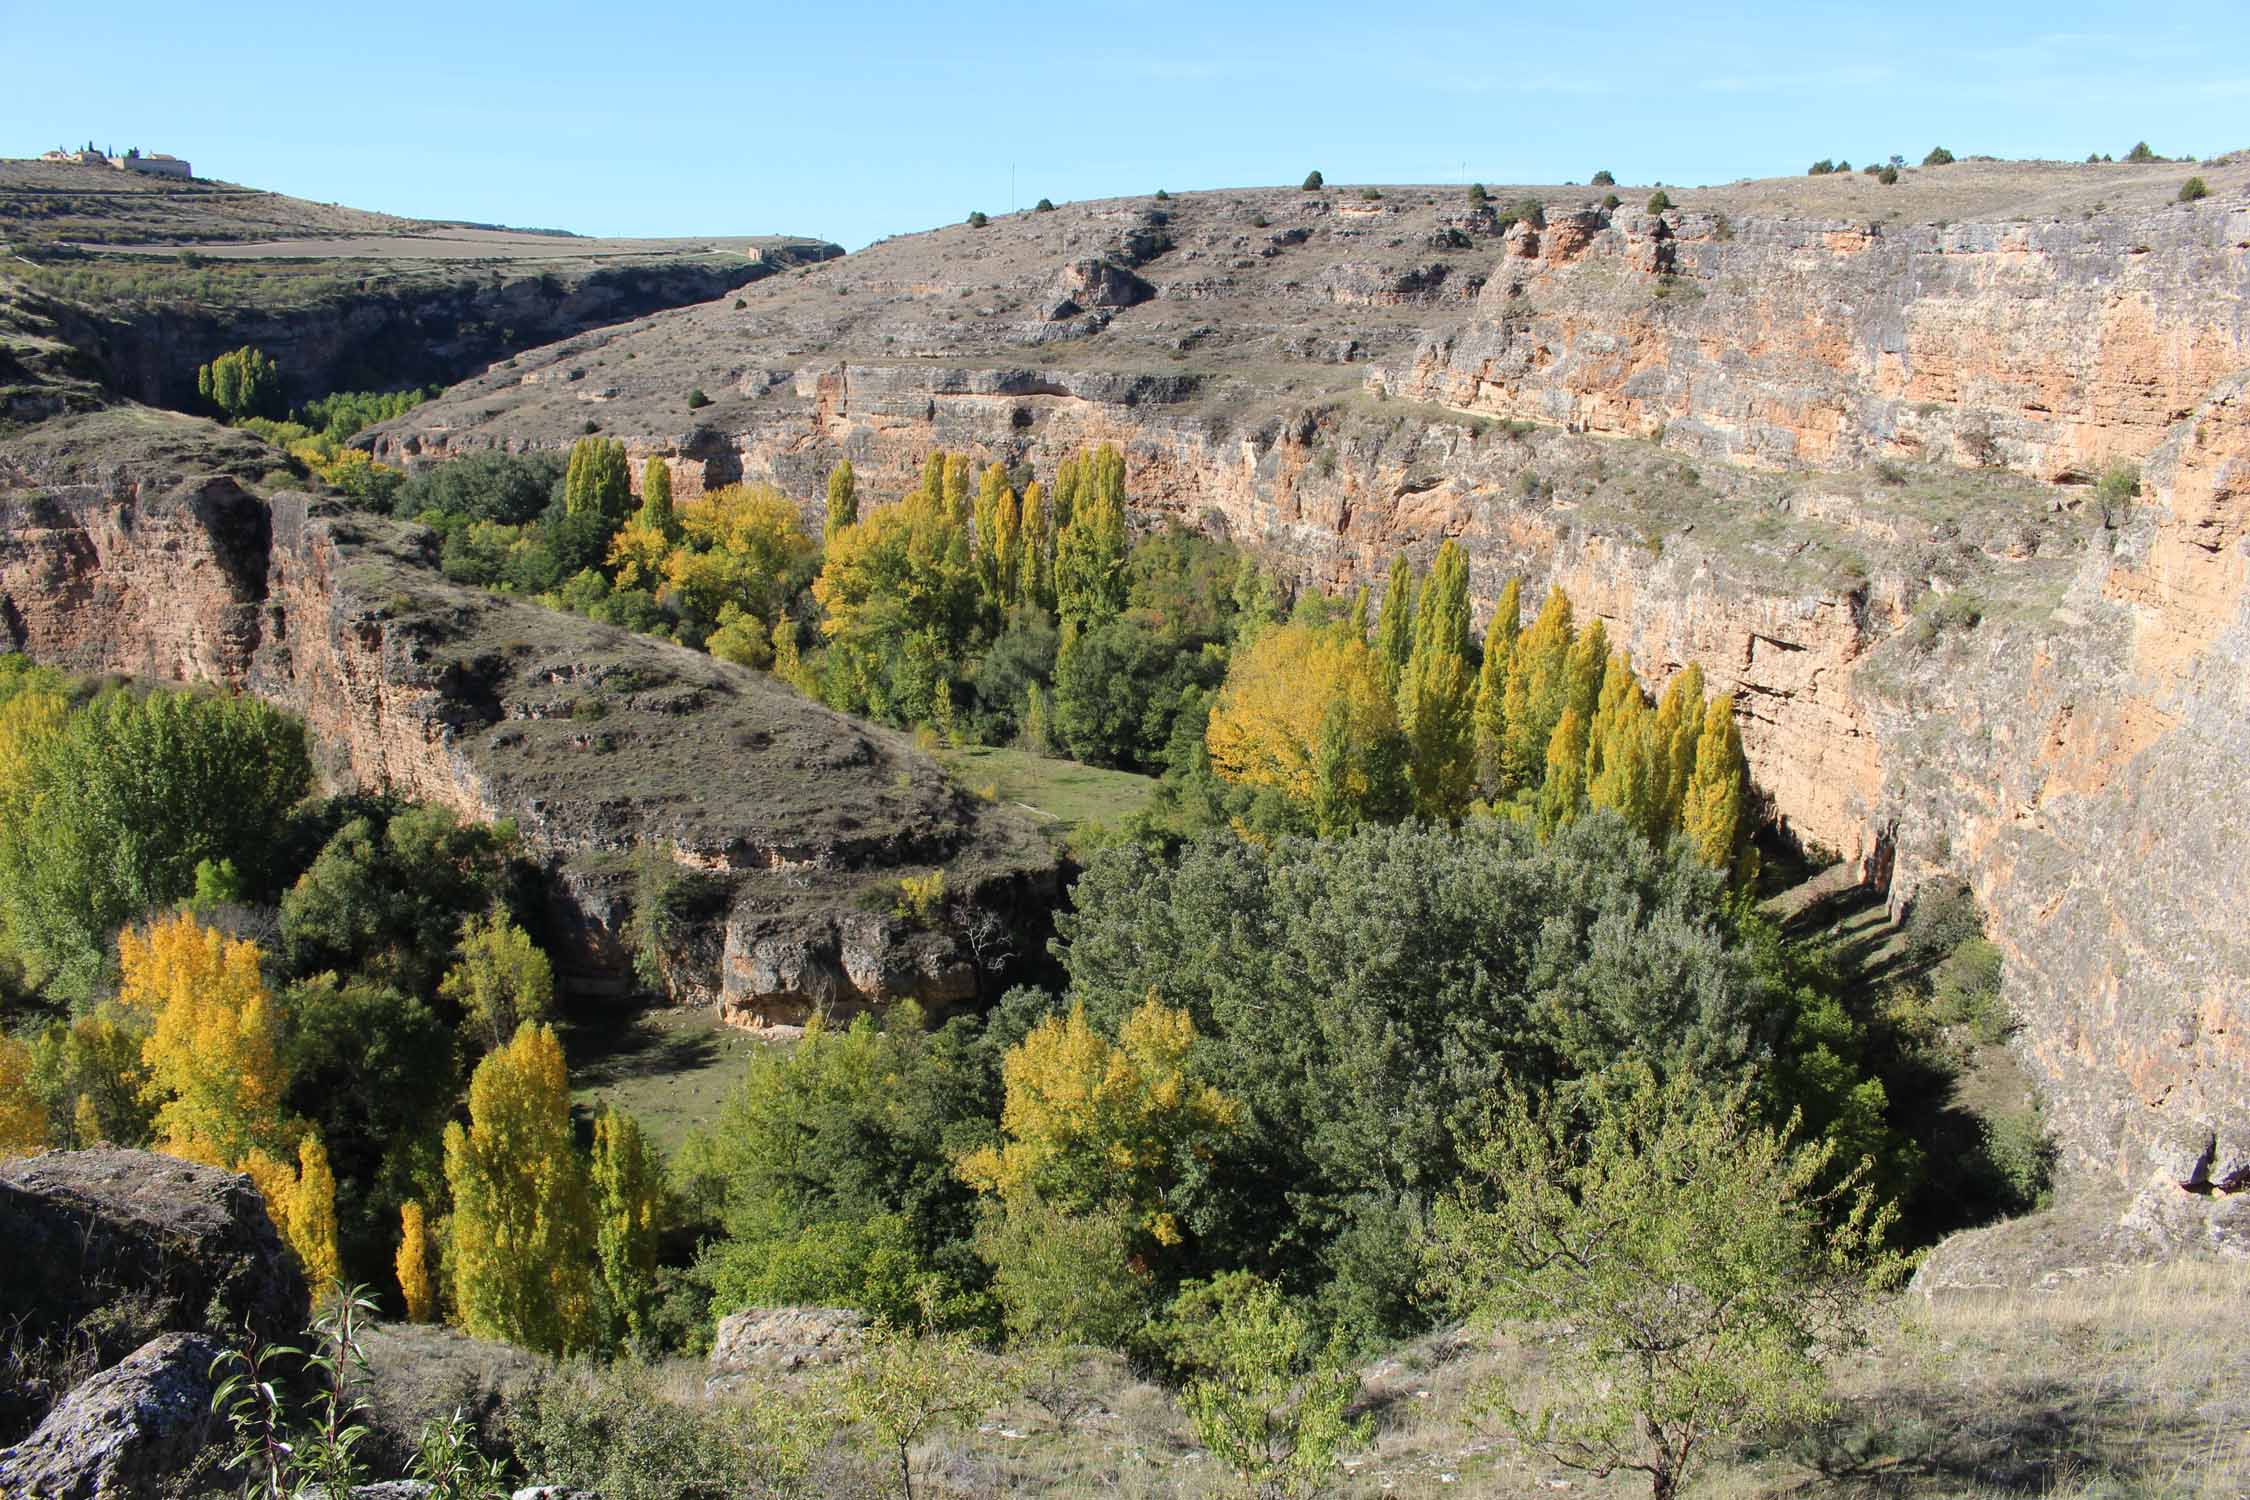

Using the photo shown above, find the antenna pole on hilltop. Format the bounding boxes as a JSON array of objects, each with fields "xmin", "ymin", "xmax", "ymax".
[{"xmin": 1011, "ymin": 163, "xmax": 1016, "ymax": 214}]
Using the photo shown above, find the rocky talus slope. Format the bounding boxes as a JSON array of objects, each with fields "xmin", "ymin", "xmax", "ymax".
[
  {"xmin": 373, "ymin": 158, "xmax": 2250, "ymax": 1189},
  {"xmin": 0, "ymin": 408, "xmax": 1056, "ymax": 1022}
]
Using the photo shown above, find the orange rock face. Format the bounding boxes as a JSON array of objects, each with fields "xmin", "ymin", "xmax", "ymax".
[{"xmin": 358, "ymin": 187, "xmax": 2250, "ymax": 1183}]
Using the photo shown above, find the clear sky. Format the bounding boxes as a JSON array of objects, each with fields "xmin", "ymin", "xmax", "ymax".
[{"xmin": 5, "ymin": 0, "xmax": 2246, "ymax": 250}]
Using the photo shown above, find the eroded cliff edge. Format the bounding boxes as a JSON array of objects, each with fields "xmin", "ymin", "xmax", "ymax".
[
  {"xmin": 0, "ymin": 410, "xmax": 1057, "ymax": 1024},
  {"xmin": 371, "ymin": 162, "xmax": 2250, "ymax": 1184}
]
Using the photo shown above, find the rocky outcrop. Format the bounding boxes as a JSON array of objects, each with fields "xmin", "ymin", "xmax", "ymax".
[
  {"xmin": 0, "ymin": 1332, "xmax": 224, "ymax": 1500},
  {"xmin": 709, "ymin": 1308, "xmax": 867, "ymax": 1374},
  {"xmin": 0, "ymin": 1150, "xmax": 308, "ymax": 1367},
  {"xmin": 0, "ymin": 428, "xmax": 1058, "ymax": 1019},
  {"xmin": 371, "ymin": 167, "xmax": 2250, "ymax": 1185}
]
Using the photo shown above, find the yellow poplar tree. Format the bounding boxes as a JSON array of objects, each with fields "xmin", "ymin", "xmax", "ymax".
[
  {"xmin": 396, "ymin": 1200, "xmax": 439, "ymax": 1323},
  {"xmin": 0, "ymin": 1035, "xmax": 47, "ymax": 1158},
  {"xmin": 1538, "ymin": 708, "xmax": 1591, "ymax": 837},
  {"xmin": 959, "ymin": 998, "xmax": 1239, "ymax": 1248},
  {"xmin": 589, "ymin": 1105, "xmax": 665, "ymax": 1345},
  {"xmin": 825, "ymin": 459, "xmax": 859, "ymax": 543},
  {"xmin": 634, "ymin": 456, "xmax": 677, "ymax": 540},
  {"xmin": 1017, "ymin": 480, "xmax": 1052, "ymax": 610},
  {"xmin": 1589, "ymin": 690, "xmax": 1660, "ymax": 840},
  {"xmin": 1683, "ymin": 695, "xmax": 1749, "ymax": 872},
  {"xmin": 1502, "ymin": 587, "xmax": 1575, "ymax": 793},
  {"xmin": 1472, "ymin": 578, "xmax": 1523, "ymax": 794},
  {"xmin": 443, "ymin": 1022, "xmax": 597, "ymax": 1355},
  {"xmin": 1651, "ymin": 663, "xmax": 1707, "ymax": 836},
  {"xmin": 247, "ymin": 1135, "xmax": 342, "ymax": 1291},
  {"xmin": 1584, "ymin": 649, "xmax": 1639, "ymax": 786},
  {"xmin": 1205, "ymin": 623, "xmax": 1399, "ymax": 813},
  {"xmin": 1373, "ymin": 554, "xmax": 1417, "ymax": 695},
  {"xmin": 1562, "ymin": 619, "xmax": 1609, "ymax": 728},
  {"xmin": 122, "ymin": 913, "xmax": 290, "ymax": 1168}
]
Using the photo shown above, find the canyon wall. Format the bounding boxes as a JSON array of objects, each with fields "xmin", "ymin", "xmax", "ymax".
[
  {"xmin": 0, "ymin": 435, "xmax": 1056, "ymax": 1022},
  {"xmin": 369, "ymin": 175, "xmax": 2250, "ymax": 1184}
]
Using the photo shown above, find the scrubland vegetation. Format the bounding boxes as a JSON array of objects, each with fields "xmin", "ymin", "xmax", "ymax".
[{"xmin": 0, "ymin": 404, "xmax": 2070, "ymax": 1496}]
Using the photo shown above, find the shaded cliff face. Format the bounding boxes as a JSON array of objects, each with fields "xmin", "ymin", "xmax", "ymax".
[
  {"xmin": 32, "ymin": 250, "xmax": 838, "ymax": 415},
  {"xmin": 373, "ymin": 162, "xmax": 2250, "ymax": 1183},
  {"xmin": 0, "ymin": 409, "xmax": 1056, "ymax": 1022}
]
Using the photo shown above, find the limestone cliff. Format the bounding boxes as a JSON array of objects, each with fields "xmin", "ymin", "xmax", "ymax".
[
  {"xmin": 371, "ymin": 158, "xmax": 2250, "ymax": 1184},
  {"xmin": 0, "ymin": 408, "xmax": 1056, "ymax": 1022}
]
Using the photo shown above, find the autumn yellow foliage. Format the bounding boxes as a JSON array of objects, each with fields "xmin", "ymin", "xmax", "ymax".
[
  {"xmin": 1205, "ymin": 623, "xmax": 1398, "ymax": 810},
  {"xmin": 959, "ymin": 997, "xmax": 1238, "ymax": 1247},
  {"xmin": 396, "ymin": 1200, "xmax": 438, "ymax": 1323},
  {"xmin": 443, "ymin": 1022, "xmax": 597, "ymax": 1355},
  {"xmin": 246, "ymin": 1135, "xmax": 342, "ymax": 1291},
  {"xmin": 0, "ymin": 1035, "xmax": 47, "ymax": 1159},
  {"xmin": 121, "ymin": 912, "xmax": 290, "ymax": 1167}
]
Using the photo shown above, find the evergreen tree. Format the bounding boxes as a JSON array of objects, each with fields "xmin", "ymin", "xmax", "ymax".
[
  {"xmin": 590, "ymin": 1105, "xmax": 664, "ymax": 1347},
  {"xmin": 562, "ymin": 438, "xmax": 632, "ymax": 527},
  {"xmin": 443, "ymin": 1023, "xmax": 597, "ymax": 1356},
  {"xmin": 1682, "ymin": 695, "xmax": 1748, "ymax": 873},
  {"xmin": 825, "ymin": 459, "xmax": 859, "ymax": 543},
  {"xmin": 1538, "ymin": 708, "xmax": 1590, "ymax": 837},
  {"xmin": 1501, "ymin": 587, "xmax": 1575, "ymax": 793},
  {"xmin": 1374, "ymin": 554, "xmax": 1417, "ymax": 695},
  {"xmin": 634, "ymin": 457, "xmax": 677, "ymax": 540}
]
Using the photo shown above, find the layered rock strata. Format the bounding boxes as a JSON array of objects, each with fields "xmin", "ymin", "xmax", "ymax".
[
  {"xmin": 0, "ymin": 425, "xmax": 1055, "ymax": 1022},
  {"xmin": 371, "ymin": 166, "xmax": 2250, "ymax": 1182}
]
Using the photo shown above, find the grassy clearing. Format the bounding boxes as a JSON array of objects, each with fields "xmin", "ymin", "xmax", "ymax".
[
  {"xmin": 935, "ymin": 743, "xmax": 1159, "ymax": 834},
  {"xmin": 562, "ymin": 1004, "xmax": 775, "ymax": 1156}
]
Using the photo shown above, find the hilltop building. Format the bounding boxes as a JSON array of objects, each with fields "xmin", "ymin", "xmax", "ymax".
[{"xmin": 37, "ymin": 144, "xmax": 192, "ymax": 179}]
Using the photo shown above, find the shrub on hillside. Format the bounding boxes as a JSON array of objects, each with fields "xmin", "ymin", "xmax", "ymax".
[
  {"xmin": 2179, "ymin": 176, "xmax": 2210, "ymax": 202},
  {"xmin": 1923, "ymin": 146, "xmax": 1956, "ymax": 165},
  {"xmin": 1646, "ymin": 190, "xmax": 1674, "ymax": 213},
  {"xmin": 1301, "ymin": 170, "xmax": 1324, "ymax": 190},
  {"xmin": 1590, "ymin": 169, "xmax": 1615, "ymax": 186},
  {"xmin": 966, "ymin": 210, "xmax": 989, "ymax": 228},
  {"xmin": 2126, "ymin": 141, "xmax": 2159, "ymax": 162}
]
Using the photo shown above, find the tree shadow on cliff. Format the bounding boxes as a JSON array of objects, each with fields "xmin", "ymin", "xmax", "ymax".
[{"xmin": 562, "ymin": 1006, "xmax": 721, "ymax": 1086}]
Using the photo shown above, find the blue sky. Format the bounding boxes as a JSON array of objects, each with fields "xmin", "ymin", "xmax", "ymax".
[{"xmin": 5, "ymin": 0, "xmax": 2246, "ymax": 249}]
